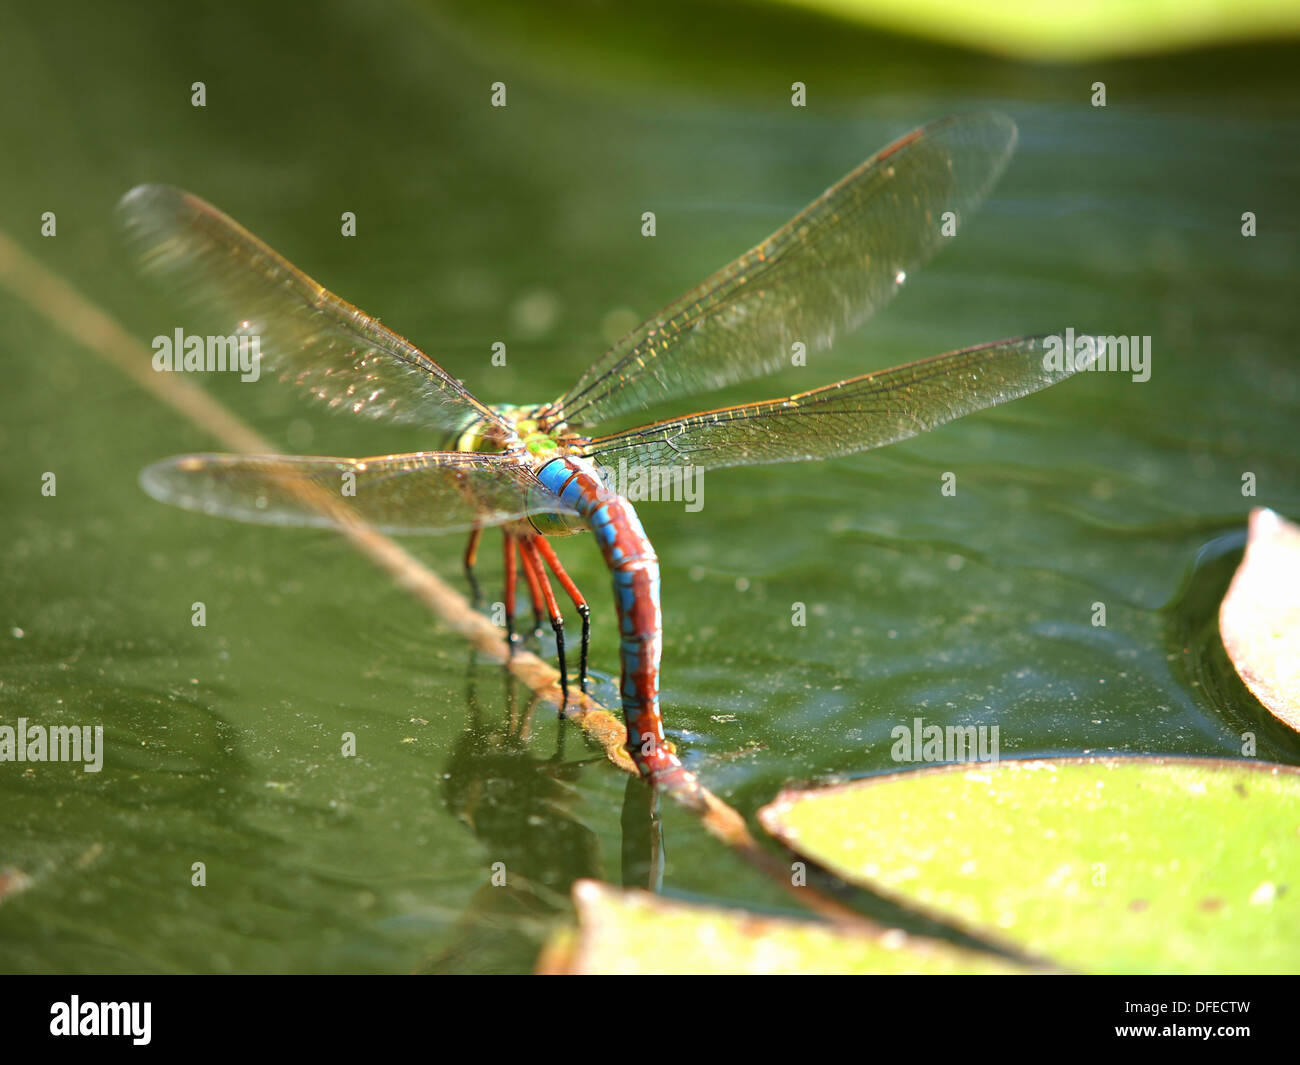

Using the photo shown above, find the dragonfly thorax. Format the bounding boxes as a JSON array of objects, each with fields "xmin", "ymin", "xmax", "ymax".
[
  {"xmin": 449, "ymin": 404, "xmax": 591, "ymax": 538},
  {"xmin": 453, "ymin": 403, "xmax": 584, "ymax": 459}
]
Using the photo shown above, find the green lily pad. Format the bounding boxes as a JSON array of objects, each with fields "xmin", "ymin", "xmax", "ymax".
[
  {"xmin": 547, "ymin": 879, "xmax": 1028, "ymax": 973},
  {"xmin": 759, "ymin": 757, "xmax": 1300, "ymax": 973},
  {"xmin": 772, "ymin": 0, "xmax": 1300, "ymax": 61}
]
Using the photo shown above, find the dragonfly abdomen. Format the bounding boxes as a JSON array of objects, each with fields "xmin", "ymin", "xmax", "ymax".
[{"xmin": 536, "ymin": 456, "xmax": 683, "ymax": 779}]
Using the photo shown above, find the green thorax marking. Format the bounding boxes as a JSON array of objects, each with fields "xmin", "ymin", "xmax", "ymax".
[{"xmin": 453, "ymin": 403, "xmax": 571, "ymax": 459}]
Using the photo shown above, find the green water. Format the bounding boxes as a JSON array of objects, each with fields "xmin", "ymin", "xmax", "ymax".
[{"xmin": 1, "ymin": 1, "xmax": 1297, "ymax": 972}]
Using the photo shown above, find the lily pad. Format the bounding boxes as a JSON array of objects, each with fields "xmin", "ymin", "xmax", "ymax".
[
  {"xmin": 1220, "ymin": 508, "xmax": 1300, "ymax": 732},
  {"xmin": 773, "ymin": 0, "xmax": 1300, "ymax": 61},
  {"xmin": 759, "ymin": 757, "xmax": 1300, "ymax": 973},
  {"xmin": 545, "ymin": 879, "xmax": 1027, "ymax": 974}
]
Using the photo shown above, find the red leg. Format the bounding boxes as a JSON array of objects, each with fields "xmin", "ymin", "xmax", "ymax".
[
  {"xmin": 519, "ymin": 536, "xmax": 570, "ymax": 710},
  {"xmin": 517, "ymin": 534, "xmax": 546, "ymax": 636},
  {"xmin": 534, "ymin": 536, "xmax": 590, "ymax": 695}
]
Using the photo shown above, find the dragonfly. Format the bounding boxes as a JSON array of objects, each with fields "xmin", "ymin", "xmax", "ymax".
[{"xmin": 122, "ymin": 111, "xmax": 1082, "ymax": 783}]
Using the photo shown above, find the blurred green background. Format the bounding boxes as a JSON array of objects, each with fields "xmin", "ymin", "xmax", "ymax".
[{"xmin": 1, "ymin": 0, "xmax": 1297, "ymax": 972}]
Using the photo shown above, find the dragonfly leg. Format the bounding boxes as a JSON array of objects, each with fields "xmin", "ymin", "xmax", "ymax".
[
  {"xmin": 534, "ymin": 536, "xmax": 590, "ymax": 695},
  {"xmin": 518, "ymin": 536, "xmax": 569, "ymax": 711},
  {"xmin": 517, "ymin": 535, "xmax": 546, "ymax": 638},
  {"xmin": 502, "ymin": 532, "xmax": 519, "ymax": 651},
  {"xmin": 463, "ymin": 526, "xmax": 484, "ymax": 606}
]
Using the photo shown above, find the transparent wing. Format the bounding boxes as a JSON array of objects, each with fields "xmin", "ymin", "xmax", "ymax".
[
  {"xmin": 139, "ymin": 450, "xmax": 575, "ymax": 536},
  {"xmin": 555, "ymin": 112, "xmax": 1018, "ymax": 430},
  {"xmin": 118, "ymin": 184, "xmax": 511, "ymax": 435},
  {"xmin": 581, "ymin": 336, "xmax": 1076, "ymax": 472}
]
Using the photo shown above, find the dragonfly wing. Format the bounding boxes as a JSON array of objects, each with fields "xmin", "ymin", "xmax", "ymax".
[
  {"xmin": 118, "ymin": 185, "xmax": 511, "ymax": 436},
  {"xmin": 555, "ymin": 112, "xmax": 1018, "ymax": 429},
  {"xmin": 139, "ymin": 450, "xmax": 575, "ymax": 536},
  {"xmin": 582, "ymin": 336, "xmax": 1079, "ymax": 472}
]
